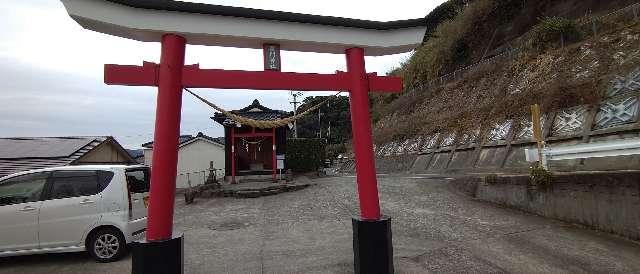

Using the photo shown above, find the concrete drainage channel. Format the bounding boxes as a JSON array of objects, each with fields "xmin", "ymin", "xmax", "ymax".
[{"xmin": 208, "ymin": 220, "xmax": 253, "ymax": 231}]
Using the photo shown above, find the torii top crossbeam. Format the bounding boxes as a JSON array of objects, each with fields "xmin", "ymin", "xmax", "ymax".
[{"xmin": 61, "ymin": 0, "xmax": 427, "ymax": 56}]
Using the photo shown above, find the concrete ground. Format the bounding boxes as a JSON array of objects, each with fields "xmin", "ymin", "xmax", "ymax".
[{"xmin": 1, "ymin": 174, "xmax": 640, "ymax": 273}]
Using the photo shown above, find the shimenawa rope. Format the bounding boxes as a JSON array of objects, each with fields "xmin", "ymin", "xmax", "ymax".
[{"xmin": 185, "ymin": 88, "xmax": 343, "ymax": 129}]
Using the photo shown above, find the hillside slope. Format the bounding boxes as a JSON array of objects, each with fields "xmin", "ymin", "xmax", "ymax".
[
  {"xmin": 395, "ymin": 0, "xmax": 637, "ymax": 84},
  {"xmin": 373, "ymin": 1, "xmax": 640, "ymax": 144}
]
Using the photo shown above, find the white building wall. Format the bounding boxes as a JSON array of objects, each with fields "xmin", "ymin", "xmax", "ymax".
[
  {"xmin": 143, "ymin": 139, "xmax": 225, "ymax": 189},
  {"xmin": 143, "ymin": 148, "xmax": 153, "ymax": 167}
]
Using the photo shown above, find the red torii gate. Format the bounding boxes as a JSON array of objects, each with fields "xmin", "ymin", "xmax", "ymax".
[
  {"xmin": 106, "ymin": 42, "xmax": 400, "ymax": 225},
  {"xmin": 61, "ymin": 1, "xmax": 427, "ymax": 273}
]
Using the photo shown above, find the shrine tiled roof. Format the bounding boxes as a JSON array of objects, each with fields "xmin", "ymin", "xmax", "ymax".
[
  {"xmin": 142, "ymin": 132, "xmax": 224, "ymax": 148},
  {"xmin": 212, "ymin": 99, "xmax": 292, "ymax": 126}
]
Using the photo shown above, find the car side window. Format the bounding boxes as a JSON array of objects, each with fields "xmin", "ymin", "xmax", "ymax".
[
  {"xmin": 49, "ymin": 171, "xmax": 99, "ymax": 199},
  {"xmin": 97, "ymin": 170, "xmax": 115, "ymax": 192},
  {"xmin": 126, "ymin": 169, "xmax": 150, "ymax": 193},
  {"xmin": 0, "ymin": 172, "xmax": 49, "ymax": 206}
]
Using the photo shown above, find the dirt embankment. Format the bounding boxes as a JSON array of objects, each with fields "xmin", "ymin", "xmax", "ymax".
[{"xmin": 373, "ymin": 23, "xmax": 640, "ymax": 144}]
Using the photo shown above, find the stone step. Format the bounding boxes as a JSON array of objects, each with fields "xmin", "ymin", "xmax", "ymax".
[
  {"xmin": 225, "ymin": 183, "xmax": 314, "ymax": 199},
  {"xmin": 238, "ymin": 177, "xmax": 275, "ymax": 184}
]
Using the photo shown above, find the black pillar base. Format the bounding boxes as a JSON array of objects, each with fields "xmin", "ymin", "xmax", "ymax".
[
  {"xmin": 131, "ymin": 234, "xmax": 184, "ymax": 274},
  {"xmin": 352, "ymin": 216, "xmax": 394, "ymax": 274}
]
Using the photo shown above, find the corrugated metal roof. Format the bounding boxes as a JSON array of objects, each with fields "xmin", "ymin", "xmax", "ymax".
[{"xmin": 0, "ymin": 136, "xmax": 109, "ymax": 178}]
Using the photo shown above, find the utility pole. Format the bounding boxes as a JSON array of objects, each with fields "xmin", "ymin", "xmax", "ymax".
[
  {"xmin": 290, "ymin": 91, "xmax": 303, "ymax": 138},
  {"xmin": 318, "ymin": 108, "xmax": 322, "ymax": 138},
  {"xmin": 326, "ymin": 100, "xmax": 330, "ymax": 141}
]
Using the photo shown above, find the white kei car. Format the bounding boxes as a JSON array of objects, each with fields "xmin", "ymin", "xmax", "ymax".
[{"xmin": 0, "ymin": 165, "xmax": 149, "ymax": 262}]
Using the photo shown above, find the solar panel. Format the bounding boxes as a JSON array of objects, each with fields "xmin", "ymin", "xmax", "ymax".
[{"xmin": 0, "ymin": 137, "xmax": 95, "ymax": 159}]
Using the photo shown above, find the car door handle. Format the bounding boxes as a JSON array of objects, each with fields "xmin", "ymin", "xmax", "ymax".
[
  {"xmin": 79, "ymin": 199, "xmax": 95, "ymax": 205},
  {"xmin": 19, "ymin": 206, "xmax": 37, "ymax": 212}
]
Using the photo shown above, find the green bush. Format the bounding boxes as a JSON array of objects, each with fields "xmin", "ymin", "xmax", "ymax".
[
  {"xmin": 286, "ymin": 138, "xmax": 327, "ymax": 172},
  {"xmin": 452, "ymin": 38, "xmax": 471, "ymax": 66},
  {"xmin": 326, "ymin": 143, "xmax": 347, "ymax": 163},
  {"xmin": 529, "ymin": 165, "xmax": 553, "ymax": 189},
  {"xmin": 404, "ymin": 0, "xmax": 493, "ymax": 85},
  {"xmin": 532, "ymin": 17, "xmax": 582, "ymax": 49},
  {"xmin": 422, "ymin": 0, "xmax": 469, "ymax": 41}
]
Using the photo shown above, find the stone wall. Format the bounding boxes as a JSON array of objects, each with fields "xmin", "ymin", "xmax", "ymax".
[{"xmin": 452, "ymin": 172, "xmax": 640, "ymax": 241}]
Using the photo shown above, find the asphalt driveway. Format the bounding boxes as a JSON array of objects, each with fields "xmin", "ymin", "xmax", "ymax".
[{"xmin": 1, "ymin": 175, "xmax": 639, "ymax": 273}]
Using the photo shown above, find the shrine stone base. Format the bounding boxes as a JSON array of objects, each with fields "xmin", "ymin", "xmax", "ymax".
[
  {"xmin": 132, "ymin": 234, "xmax": 184, "ymax": 274},
  {"xmin": 352, "ymin": 216, "xmax": 394, "ymax": 274}
]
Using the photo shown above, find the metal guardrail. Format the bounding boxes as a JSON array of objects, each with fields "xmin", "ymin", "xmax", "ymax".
[{"xmin": 525, "ymin": 137, "xmax": 640, "ymax": 168}]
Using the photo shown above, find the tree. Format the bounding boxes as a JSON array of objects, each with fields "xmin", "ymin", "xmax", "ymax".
[{"xmin": 294, "ymin": 95, "xmax": 352, "ymax": 145}]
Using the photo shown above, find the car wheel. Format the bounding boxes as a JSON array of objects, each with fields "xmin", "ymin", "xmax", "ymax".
[{"xmin": 87, "ymin": 227, "xmax": 127, "ymax": 263}]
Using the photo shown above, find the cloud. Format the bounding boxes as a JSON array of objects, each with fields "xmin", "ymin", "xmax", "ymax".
[
  {"xmin": 0, "ymin": 56, "xmax": 156, "ymax": 146},
  {"xmin": 0, "ymin": 0, "xmax": 445, "ymax": 148}
]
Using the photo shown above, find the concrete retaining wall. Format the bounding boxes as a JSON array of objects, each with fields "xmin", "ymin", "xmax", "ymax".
[
  {"xmin": 454, "ymin": 172, "xmax": 640, "ymax": 240},
  {"xmin": 337, "ymin": 154, "xmax": 418, "ymax": 174},
  {"xmin": 339, "ymin": 125, "xmax": 640, "ymax": 175},
  {"xmin": 336, "ymin": 67, "xmax": 640, "ymax": 175}
]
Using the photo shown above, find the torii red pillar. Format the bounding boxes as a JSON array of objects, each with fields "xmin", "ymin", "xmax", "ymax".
[
  {"xmin": 346, "ymin": 47, "xmax": 381, "ymax": 220},
  {"xmin": 346, "ymin": 48, "xmax": 392, "ymax": 274},
  {"xmin": 146, "ymin": 34, "xmax": 186, "ymax": 241}
]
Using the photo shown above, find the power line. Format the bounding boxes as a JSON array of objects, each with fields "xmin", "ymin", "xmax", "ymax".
[{"xmin": 290, "ymin": 91, "xmax": 304, "ymax": 138}]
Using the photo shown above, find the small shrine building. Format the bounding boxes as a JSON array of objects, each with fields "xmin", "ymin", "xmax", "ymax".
[{"xmin": 212, "ymin": 99, "xmax": 291, "ymax": 182}]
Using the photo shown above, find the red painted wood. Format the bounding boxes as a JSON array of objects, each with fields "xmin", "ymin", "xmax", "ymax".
[
  {"xmin": 146, "ymin": 34, "xmax": 186, "ymax": 241},
  {"xmin": 231, "ymin": 127, "xmax": 236, "ymax": 184},
  {"xmin": 367, "ymin": 72, "xmax": 402, "ymax": 93},
  {"xmin": 183, "ymin": 68, "xmax": 350, "ymax": 91},
  {"xmin": 272, "ymin": 128, "xmax": 276, "ymax": 181},
  {"xmin": 346, "ymin": 47, "xmax": 381, "ymax": 220},
  {"xmin": 104, "ymin": 62, "xmax": 158, "ymax": 86},
  {"xmin": 105, "ymin": 64, "xmax": 402, "ymax": 93}
]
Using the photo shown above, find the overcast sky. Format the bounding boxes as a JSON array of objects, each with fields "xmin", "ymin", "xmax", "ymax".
[{"xmin": 0, "ymin": 0, "xmax": 445, "ymax": 148}]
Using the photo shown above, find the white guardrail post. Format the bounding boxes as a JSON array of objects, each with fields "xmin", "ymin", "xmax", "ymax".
[{"xmin": 525, "ymin": 137, "xmax": 640, "ymax": 169}]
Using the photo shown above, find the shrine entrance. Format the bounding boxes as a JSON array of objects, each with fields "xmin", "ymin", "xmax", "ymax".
[
  {"xmin": 61, "ymin": 1, "xmax": 427, "ymax": 273},
  {"xmin": 212, "ymin": 99, "xmax": 290, "ymax": 182},
  {"xmin": 235, "ymin": 134, "xmax": 274, "ymax": 173}
]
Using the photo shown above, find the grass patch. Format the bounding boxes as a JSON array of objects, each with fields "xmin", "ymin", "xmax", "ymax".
[{"xmin": 483, "ymin": 174, "xmax": 499, "ymax": 185}]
